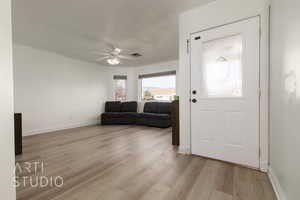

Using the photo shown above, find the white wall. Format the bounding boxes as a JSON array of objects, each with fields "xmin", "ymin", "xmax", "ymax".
[
  {"xmin": 0, "ymin": 0, "xmax": 16, "ymax": 199},
  {"xmin": 179, "ymin": 0, "xmax": 270, "ymax": 171},
  {"xmin": 134, "ymin": 60, "xmax": 178, "ymax": 77},
  {"xmin": 13, "ymin": 44, "xmax": 110, "ymax": 136},
  {"xmin": 270, "ymin": 0, "xmax": 300, "ymax": 199}
]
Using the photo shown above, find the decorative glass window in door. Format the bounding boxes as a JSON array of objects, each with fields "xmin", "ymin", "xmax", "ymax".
[{"xmin": 201, "ymin": 34, "xmax": 243, "ymax": 98}]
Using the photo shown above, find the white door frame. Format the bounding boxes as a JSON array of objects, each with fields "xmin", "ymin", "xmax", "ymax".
[{"xmin": 179, "ymin": 3, "xmax": 270, "ymax": 172}]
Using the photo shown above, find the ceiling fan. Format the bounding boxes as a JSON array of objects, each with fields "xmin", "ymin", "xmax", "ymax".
[{"xmin": 93, "ymin": 45, "xmax": 141, "ymax": 65}]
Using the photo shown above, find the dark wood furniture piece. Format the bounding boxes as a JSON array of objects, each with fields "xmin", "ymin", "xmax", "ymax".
[
  {"xmin": 14, "ymin": 113, "xmax": 22, "ymax": 155},
  {"xmin": 172, "ymin": 100, "xmax": 180, "ymax": 146}
]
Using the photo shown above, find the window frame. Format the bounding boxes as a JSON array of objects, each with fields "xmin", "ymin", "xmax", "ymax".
[
  {"xmin": 138, "ymin": 71, "xmax": 176, "ymax": 102},
  {"xmin": 113, "ymin": 75, "xmax": 127, "ymax": 101}
]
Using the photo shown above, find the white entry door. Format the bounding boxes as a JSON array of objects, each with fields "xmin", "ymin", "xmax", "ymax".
[{"xmin": 190, "ymin": 17, "xmax": 260, "ymax": 168}]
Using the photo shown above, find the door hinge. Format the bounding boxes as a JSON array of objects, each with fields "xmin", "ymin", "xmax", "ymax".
[
  {"xmin": 259, "ymin": 88, "xmax": 262, "ymax": 98},
  {"xmin": 187, "ymin": 39, "xmax": 190, "ymax": 54}
]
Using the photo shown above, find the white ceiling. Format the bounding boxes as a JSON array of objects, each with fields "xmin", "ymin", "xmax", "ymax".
[{"xmin": 12, "ymin": 0, "xmax": 214, "ymax": 66}]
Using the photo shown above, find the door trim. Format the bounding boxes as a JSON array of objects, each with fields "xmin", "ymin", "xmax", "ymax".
[
  {"xmin": 186, "ymin": 15, "xmax": 269, "ymax": 172},
  {"xmin": 190, "ymin": 15, "xmax": 260, "ymax": 35}
]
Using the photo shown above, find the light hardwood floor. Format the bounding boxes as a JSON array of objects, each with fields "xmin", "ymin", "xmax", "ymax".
[{"xmin": 16, "ymin": 125, "xmax": 277, "ymax": 200}]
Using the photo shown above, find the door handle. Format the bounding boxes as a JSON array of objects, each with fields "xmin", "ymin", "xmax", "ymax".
[
  {"xmin": 192, "ymin": 90, "xmax": 197, "ymax": 95},
  {"xmin": 192, "ymin": 99, "xmax": 197, "ymax": 103}
]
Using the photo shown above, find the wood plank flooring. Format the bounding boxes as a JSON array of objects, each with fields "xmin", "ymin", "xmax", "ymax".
[{"xmin": 16, "ymin": 125, "xmax": 277, "ymax": 200}]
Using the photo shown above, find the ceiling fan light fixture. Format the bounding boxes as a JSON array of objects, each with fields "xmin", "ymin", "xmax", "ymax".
[
  {"xmin": 114, "ymin": 48, "xmax": 122, "ymax": 54},
  {"xmin": 107, "ymin": 57, "xmax": 120, "ymax": 65}
]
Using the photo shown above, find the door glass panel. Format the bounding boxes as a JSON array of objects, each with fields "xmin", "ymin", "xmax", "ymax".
[{"xmin": 201, "ymin": 34, "xmax": 243, "ymax": 98}]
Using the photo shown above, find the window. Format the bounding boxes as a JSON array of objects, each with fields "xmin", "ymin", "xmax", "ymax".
[
  {"xmin": 201, "ymin": 34, "xmax": 243, "ymax": 98},
  {"xmin": 113, "ymin": 75, "xmax": 127, "ymax": 101},
  {"xmin": 139, "ymin": 71, "xmax": 176, "ymax": 101}
]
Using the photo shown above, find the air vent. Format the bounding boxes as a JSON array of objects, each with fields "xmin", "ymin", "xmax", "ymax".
[{"xmin": 131, "ymin": 53, "xmax": 142, "ymax": 57}]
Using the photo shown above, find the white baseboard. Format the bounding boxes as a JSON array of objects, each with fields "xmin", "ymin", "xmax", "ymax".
[
  {"xmin": 23, "ymin": 121, "xmax": 99, "ymax": 136},
  {"xmin": 268, "ymin": 167, "xmax": 287, "ymax": 200}
]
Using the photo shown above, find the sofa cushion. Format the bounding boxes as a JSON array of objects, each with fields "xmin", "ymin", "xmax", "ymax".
[
  {"xmin": 144, "ymin": 102, "xmax": 172, "ymax": 114},
  {"xmin": 157, "ymin": 102, "xmax": 172, "ymax": 114},
  {"xmin": 144, "ymin": 102, "xmax": 159, "ymax": 113},
  {"xmin": 105, "ymin": 101, "xmax": 121, "ymax": 112},
  {"xmin": 139, "ymin": 113, "xmax": 170, "ymax": 120},
  {"xmin": 102, "ymin": 112, "xmax": 138, "ymax": 119},
  {"xmin": 121, "ymin": 101, "xmax": 137, "ymax": 112}
]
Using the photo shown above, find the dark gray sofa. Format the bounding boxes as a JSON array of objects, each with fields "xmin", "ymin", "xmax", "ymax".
[
  {"xmin": 101, "ymin": 101, "xmax": 172, "ymax": 128},
  {"xmin": 137, "ymin": 102, "xmax": 172, "ymax": 128},
  {"xmin": 101, "ymin": 101, "xmax": 138, "ymax": 125}
]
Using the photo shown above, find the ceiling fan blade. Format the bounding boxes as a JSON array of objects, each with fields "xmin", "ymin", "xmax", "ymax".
[
  {"xmin": 102, "ymin": 42, "xmax": 125, "ymax": 54},
  {"xmin": 118, "ymin": 55, "xmax": 135, "ymax": 60},
  {"xmin": 95, "ymin": 56, "xmax": 110, "ymax": 62},
  {"xmin": 104, "ymin": 42, "xmax": 117, "ymax": 51},
  {"xmin": 91, "ymin": 51, "xmax": 111, "ymax": 56}
]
